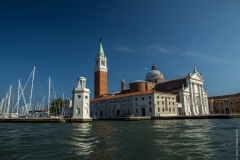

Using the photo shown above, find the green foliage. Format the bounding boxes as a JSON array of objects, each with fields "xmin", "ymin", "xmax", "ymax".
[{"xmin": 50, "ymin": 98, "xmax": 62, "ymax": 116}]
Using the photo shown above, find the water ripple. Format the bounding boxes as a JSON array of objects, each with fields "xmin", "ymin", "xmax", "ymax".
[{"xmin": 0, "ymin": 119, "xmax": 239, "ymax": 159}]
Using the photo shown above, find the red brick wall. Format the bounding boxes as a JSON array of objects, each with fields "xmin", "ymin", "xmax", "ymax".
[
  {"xmin": 94, "ymin": 70, "xmax": 108, "ymax": 98},
  {"xmin": 208, "ymin": 94, "xmax": 240, "ymax": 113}
]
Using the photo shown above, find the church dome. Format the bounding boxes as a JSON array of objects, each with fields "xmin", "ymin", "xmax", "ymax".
[{"xmin": 145, "ymin": 63, "xmax": 164, "ymax": 83}]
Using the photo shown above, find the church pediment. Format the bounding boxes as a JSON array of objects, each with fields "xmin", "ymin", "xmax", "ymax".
[{"xmin": 191, "ymin": 73, "xmax": 204, "ymax": 81}]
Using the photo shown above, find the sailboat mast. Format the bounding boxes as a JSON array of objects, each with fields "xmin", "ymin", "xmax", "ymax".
[
  {"xmin": 29, "ymin": 66, "xmax": 35, "ymax": 112},
  {"xmin": 7, "ymin": 85, "xmax": 12, "ymax": 114},
  {"xmin": 17, "ymin": 79, "xmax": 20, "ymax": 115},
  {"xmin": 48, "ymin": 77, "xmax": 51, "ymax": 115}
]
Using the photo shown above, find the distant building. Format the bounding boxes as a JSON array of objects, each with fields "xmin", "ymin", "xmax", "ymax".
[
  {"xmin": 208, "ymin": 93, "xmax": 240, "ymax": 114},
  {"xmin": 62, "ymin": 98, "xmax": 72, "ymax": 117},
  {"xmin": 90, "ymin": 39, "xmax": 210, "ymax": 118}
]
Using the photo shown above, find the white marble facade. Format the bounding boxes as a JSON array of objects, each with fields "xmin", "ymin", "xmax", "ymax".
[{"xmin": 179, "ymin": 68, "xmax": 209, "ymax": 115}]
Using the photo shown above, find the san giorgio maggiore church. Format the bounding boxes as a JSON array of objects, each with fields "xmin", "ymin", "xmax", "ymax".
[{"xmin": 62, "ymin": 39, "xmax": 210, "ymax": 118}]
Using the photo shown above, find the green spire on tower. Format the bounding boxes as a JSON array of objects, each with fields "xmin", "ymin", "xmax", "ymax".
[{"xmin": 98, "ymin": 38, "xmax": 104, "ymax": 54}]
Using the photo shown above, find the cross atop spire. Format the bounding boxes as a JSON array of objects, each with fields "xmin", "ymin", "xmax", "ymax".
[
  {"xmin": 151, "ymin": 63, "xmax": 156, "ymax": 70},
  {"xmin": 98, "ymin": 38, "xmax": 104, "ymax": 54},
  {"xmin": 194, "ymin": 66, "xmax": 197, "ymax": 73}
]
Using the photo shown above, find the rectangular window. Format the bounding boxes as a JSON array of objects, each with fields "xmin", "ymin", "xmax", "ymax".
[
  {"xmin": 157, "ymin": 101, "xmax": 159, "ymax": 105},
  {"xmin": 128, "ymin": 109, "xmax": 130, "ymax": 113},
  {"xmin": 101, "ymin": 61, "xmax": 105, "ymax": 66},
  {"xmin": 237, "ymin": 101, "xmax": 239, "ymax": 104},
  {"xmin": 149, "ymin": 96, "xmax": 151, "ymax": 99},
  {"xmin": 128, "ymin": 99, "xmax": 129, "ymax": 102},
  {"xmin": 78, "ymin": 95, "xmax": 81, "ymax": 99},
  {"xmin": 136, "ymin": 102, "xmax": 138, "ymax": 106},
  {"xmin": 231, "ymin": 101, "xmax": 233, "ymax": 105},
  {"xmin": 172, "ymin": 97, "xmax": 174, "ymax": 100},
  {"xmin": 149, "ymin": 101, "xmax": 151, "ymax": 105},
  {"xmin": 85, "ymin": 96, "xmax": 88, "ymax": 99},
  {"xmin": 149, "ymin": 107, "xmax": 152, "ymax": 112},
  {"xmin": 142, "ymin": 97, "xmax": 144, "ymax": 100},
  {"xmin": 135, "ymin": 98, "xmax": 137, "ymax": 101},
  {"xmin": 162, "ymin": 96, "xmax": 164, "ymax": 99},
  {"xmin": 113, "ymin": 110, "xmax": 115, "ymax": 114},
  {"xmin": 158, "ymin": 107, "xmax": 160, "ymax": 112},
  {"xmin": 78, "ymin": 108, "xmax": 80, "ymax": 114},
  {"xmin": 169, "ymin": 102, "xmax": 170, "ymax": 105},
  {"xmin": 162, "ymin": 101, "xmax": 164, "ymax": 105},
  {"xmin": 220, "ymin": 102, "xmax": 222, "ymax": 105},
  {"xmin": 109, "ymin": 110, "xmax": 110, "ymax": 114},
  {"xmin": 173, "ymin": 102, "xmax": 174, "ymax": 105},
  {"xmin": 157, "ymin": 96, "xmax": 159, "ymax": 99},
  {"xmin": 136, "ymin": 108, "xmax": 138, "ymax": 113}
]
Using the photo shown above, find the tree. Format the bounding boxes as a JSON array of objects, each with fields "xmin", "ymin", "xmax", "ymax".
[{"xmin": 50, "ymin": 98, "xmax": 62, "ymax": 116}]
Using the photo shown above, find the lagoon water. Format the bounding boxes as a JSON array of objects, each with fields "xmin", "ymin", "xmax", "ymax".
[{"xmin": 0, "ymin": 119, "xmax": 239, "ymax": 160}]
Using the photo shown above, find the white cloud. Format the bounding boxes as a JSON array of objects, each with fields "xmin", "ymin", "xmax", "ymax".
[
  {"xmin": 183, "ymin": 51, "xmax": 227, "ymax": 63},
  {"xmin": 146, "ymin": 45, "xmax": 168, "ymax": 54}
]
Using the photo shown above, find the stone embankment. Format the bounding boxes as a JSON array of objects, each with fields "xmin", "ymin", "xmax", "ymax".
[{"xmin": 0, "ymin": 118, "xmax": 92, "ymax": 123}]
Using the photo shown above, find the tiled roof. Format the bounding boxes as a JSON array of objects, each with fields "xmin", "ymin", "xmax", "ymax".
[
  {"xmin": 90, "ymin": 90, "xmax": 174, "ymax": 102},
  {"xmin": 209, "ymin": 93, "xmax": 240, "ymax": 99},
  {"xmin": 158, "ymin": 76, "xmax": 186, "ymax": 84}
]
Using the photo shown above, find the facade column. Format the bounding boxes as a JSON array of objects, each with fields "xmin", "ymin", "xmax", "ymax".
[
  {"xmin": 192, "ymin": 82, "xmax": 198, "ymax": 114},
  {"xmin": 200, "ymin": 85, "xmax": 206, "ymax": 113},
  {"xmin": 198, "ymin": 84, "xmax": 203, "ymax": 113},
  {"xmin": 184, "ymin": 95, "xmax": 189, "ymax": 114},
  {"xmin": 189, "ymin": 79, "xmax": 195, "ymax": 115}
]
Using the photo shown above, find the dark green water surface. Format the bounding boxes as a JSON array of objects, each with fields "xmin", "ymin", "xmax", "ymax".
[{"xmin": 0, "ymin": 119, "xmax": 239, "ymax": 160}]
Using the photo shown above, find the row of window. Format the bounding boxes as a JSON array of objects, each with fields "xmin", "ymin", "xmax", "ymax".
[
  {"xmin": 157, "ymin": 107, "xmax": 175, "ymax": 112},
  {"xmin": 216, "ymin": 100, "xmax": 239, "ymax": 106},
  {"xmin": 156, "ymin": 96, "xmax": 174, "ymax": 100},
  {"xmin": 106, "ymin": 107, "xmax": 176, "ymax": 114},
  {"xmin": 77, "ymin": 95, "xmax": 88, "ymax": 99},
  {"xmin": 157, "ymin": 101, "xmax": 175, "ymax": 105},
  {"xmin": 94, "ymin": 100, "xmax": 175, "ymax": 108}
]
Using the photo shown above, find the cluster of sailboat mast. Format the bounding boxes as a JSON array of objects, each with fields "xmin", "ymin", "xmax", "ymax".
[{"xmin": 0, "ymin": 66, "xmax": 62, "ymax": 118}]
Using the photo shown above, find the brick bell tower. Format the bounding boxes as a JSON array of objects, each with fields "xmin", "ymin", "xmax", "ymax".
[{"xmin": 94, "ymin": 38, "xmax": 108, "ymax": 98}]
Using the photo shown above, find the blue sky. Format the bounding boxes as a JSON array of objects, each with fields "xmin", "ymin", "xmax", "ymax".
[{"xmin": 0, "ymin": 0, "xmax": 240, "ymax": 103}]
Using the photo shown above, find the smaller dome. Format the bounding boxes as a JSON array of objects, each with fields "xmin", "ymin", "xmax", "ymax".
[
  {"xmin": 145, "ymin": 70, "xmax": 164, "ymax": 81},
  {"xmin": 145, "ymin": 63, "xmax": 164, "ymax": 82}
]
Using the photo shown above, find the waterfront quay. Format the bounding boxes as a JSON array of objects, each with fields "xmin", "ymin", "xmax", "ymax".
[
  {"xmin": 0, "ymin": 114, "xmax": 239, "ymax": 123},
  {"xmin": 0, "ymin": 118, "xmax": 92, "ymax": 123}
]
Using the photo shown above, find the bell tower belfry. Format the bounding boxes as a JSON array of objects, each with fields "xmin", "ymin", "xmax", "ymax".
[{"xmin": 94, "ymin": 38, "xmax": 108, "ymax": 98}]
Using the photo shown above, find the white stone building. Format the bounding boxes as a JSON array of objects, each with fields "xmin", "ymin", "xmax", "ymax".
[
  {"xmin": 72, "ymin": 77, "xmax": 91, "ymax": 119},
  {"xmin": 62, "ymin": 98, "xmax": 72, "ymax": 117},
  {"xmin": 90, "ymin": 90, "xmax": 178, "ymax": 118},
  {"xmin": 179, "ymin": 67, "xmax": 209, "ymax": 115}
]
